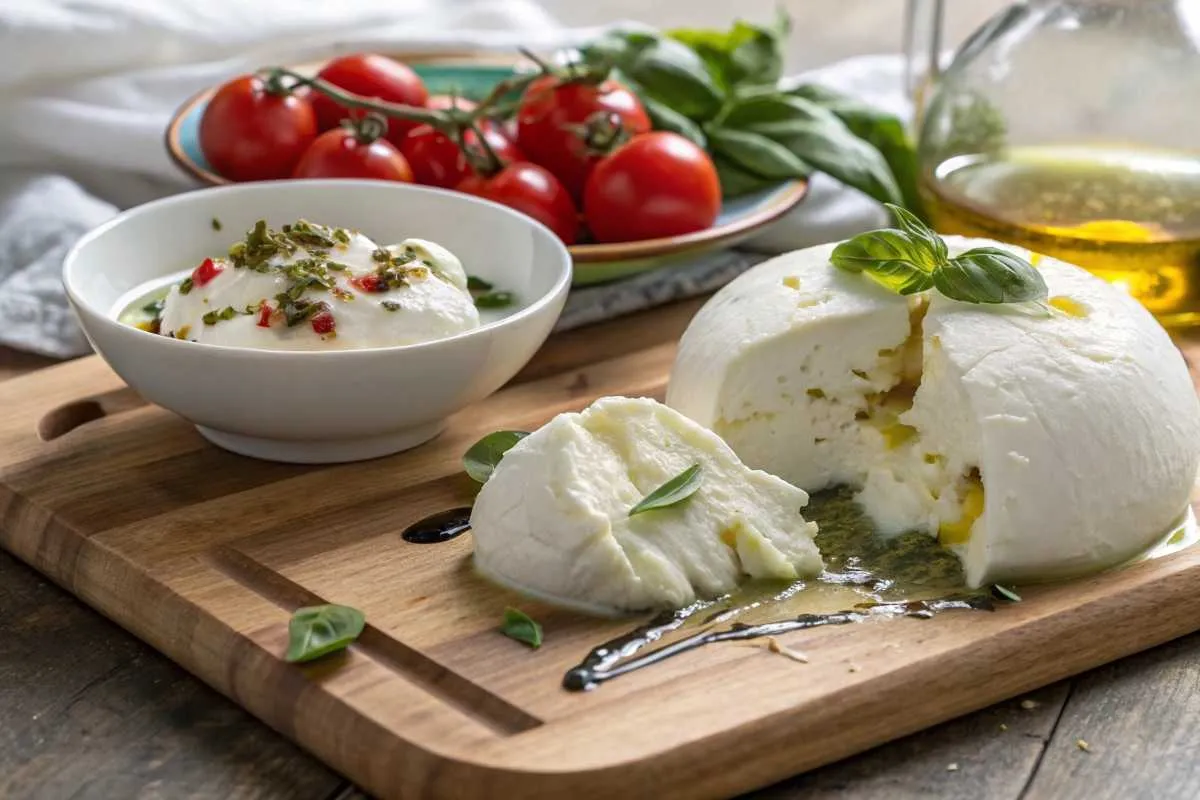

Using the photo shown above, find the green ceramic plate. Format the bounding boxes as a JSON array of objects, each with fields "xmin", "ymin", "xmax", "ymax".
[{"xmin": 165, "ymin": 58, "xmax": 807, "ymax": 286}]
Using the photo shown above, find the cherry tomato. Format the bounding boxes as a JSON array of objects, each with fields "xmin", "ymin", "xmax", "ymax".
[
  {"xmin": 401, "ymin": 96, "xmax": 525, "ymax": 189},
  {"xmin": 516, "ymin": 76, "xmax": 650, "ymax": 200},
  {"xmin": 199, "ymin": 75, "xmax": 318, "ymax": 182},
  {"xmin": 311, "ymin": 54, "xmax": 429, "ymax": 144},
  {"xmin": 583, "ymin": 132, "xmax": 721, "ymax": 243},
  {"xmin": 458, "ymin": 163, "xmax": 578, "ymax": 245},
  {"xmin": 293, "ymin": 122, "xmax": 414, "ymax": 182}
]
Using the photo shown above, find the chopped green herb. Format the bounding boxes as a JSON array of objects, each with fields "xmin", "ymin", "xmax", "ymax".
[
  {"xmin": 629, "ymin": 464, "xmax": 703, "ymax": 516},
  {"xmin": 281, "ymin": 219, "xmax": 338, "ymax": 250},
  {"xmin": 211, "ymin": 217, "xmax": 222, "ymax": 231},
  {"xmin": 501, "ymin": 607, "xmax": 543, "ymax": 649},
  {"xmin": 141, "ymin": 298, "xmax": 165, "ymax": 316},
  {"xmin": 178, "ymin": 276, "xmax": 194, "ymax": 295},
  {"xmin": 463, "ymin": 430, "xmax": 529, "ymax": 483},
  {"xmin": 284, "ymin": 604, "xmax": 366, "ymax": 663},
  {"xmin": 332, "ymin": 227, "xmax": 351, "ymax": 245},
  {"xmin": 381, "ymin": 300, "xmax": 402, "ymax": 311},
  {"xmin": 474, "ymin": 290, "xmax": 515, "ymax": 309},
  {"xmin": 467, "ymin": 275, "xmax": 494, "ymax": 292},
  {"xmin": 202, "ymin": 305, "xmax": 239, "ymax": 325}
]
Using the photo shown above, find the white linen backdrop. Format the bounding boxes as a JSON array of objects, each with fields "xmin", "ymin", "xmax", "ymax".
[{"xmin": 0, "ymin": 0, "xmax": 903, "ymax": 357}]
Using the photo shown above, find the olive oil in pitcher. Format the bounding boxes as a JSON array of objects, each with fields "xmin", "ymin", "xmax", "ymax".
[{"xmin": 921, "ymin": 145, "xmax": 1200, "ymax": 326}]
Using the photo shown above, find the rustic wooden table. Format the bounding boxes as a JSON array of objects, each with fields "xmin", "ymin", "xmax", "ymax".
[{"xmin": 2, "ymin": 305, "xmax": 1200, "ymax": 800}]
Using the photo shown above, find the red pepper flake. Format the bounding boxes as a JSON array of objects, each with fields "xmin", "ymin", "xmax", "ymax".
[
  {"xmin": 191, "ymin": 257, "xmax": 224, "ymax": 288},
  {"xmin": 256, "ymin": 302, "xmax": 273, "ymax": 328},
  {"xmin": 350, "ymin": 274, "xmax": 386, "ymax": 293},
  {"xmin": 311, "ymin": 310, "xmax": 336, "ymax": 335}
]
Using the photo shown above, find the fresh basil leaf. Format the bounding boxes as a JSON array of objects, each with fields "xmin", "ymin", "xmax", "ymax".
[
  {"xmin": 708, "ymin": 127, "xmax": 810, "ymax": 180},
  {"xmin": 501, "ymin": 607, "xmax": 543, "ymax": 648},
  {"xmin": 992, "ymin": 584, "xmax": 1022, "ymax": 603},
  {"xmin": 285, "ymin": 604, "xmax": 365, "ymax": 663},
  {"xmin": 466, "ymin": 275, "xmax": 493, "ymax": 292},
  {"xmin": 640, "ymin": 94, "xmax": 708, "ymax": 148},
  {"xmin": 463, "ymin": 430, "xmax": 529, "ymax": 483},
  {"xmin": 863, "ymin": 259, "xmax": 937, "ymax": 296},
  {"xmin": 669, "ymin": 10, "xmax": 789, "ymax": 90},
  {"xmin": 831, "ymin": 229, "xmax": 927, "ymax": 273},
  {"xmin": 831, "ymin": 230, "xmax": 935, "ymax": 295},
  {"xmin": 720, "ymin": 93, "xmax": 902, "ymax": 206},
  {"xmin": 784, "ymin": 83, "xmax": 925, "ymax": 219},
  {"xmin": 934, "ymin": 247, "xmax": 1048, "ymax": 304},
  {"xmin": 713, "ymin": 154, "xmax": 785, "ymax": 198},
  {"xmin": 629, "ymin": 464, "xmax": 703, "ymax": 517},
  {"xmin": 621, "ymin": 37, "xmax": 725, "ymax": 121},
  {"xmin": 887, "ymin": 202, "xmax": 947, "ymax": 265}
]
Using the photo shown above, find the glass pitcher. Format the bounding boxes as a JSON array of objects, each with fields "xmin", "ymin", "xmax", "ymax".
[{"xmin": 904, "ymin": 0, "xmax": 1200, "ymax": 326}]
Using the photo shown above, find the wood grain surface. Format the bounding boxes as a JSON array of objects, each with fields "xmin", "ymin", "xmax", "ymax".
[{"xmin": 1, "ymin": 297, "xmax": 1199, "ymax": 800}]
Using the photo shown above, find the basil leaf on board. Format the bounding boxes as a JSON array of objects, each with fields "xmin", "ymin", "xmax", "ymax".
[
  {"xmin": 463, "ymin": 430, "xmax": 529, "ymax": 483},
  {"xmin": 934, "ymin": 247, "xmax": 1049, "ymax": 304},
  {"xmin": 719, "ymin": 94, "xmax": 902, "ymax": 206},
  {"xmin": 992, "ymin": 584, "xmax": 1022, "ymax": 603},
  {"xmin": 784, "ymin": 82, "xmax": 925, "ymax": 219},
  {"xmin": 888, "ymin": 203, "xmax": 947, "ymax": 266},
  {"xmin": 713, "ymin": 154, "xmax": 788, "ymax": 198},
  {"xmin": 707, "ymin": 127, "xmax": 810, "ymax": 180},
  {"xmin": 669, "ymin": 10, "xmax": 789, "ymax": 90},
  {"xmin": 639, "ymin": 94, "xmax": 708, "ymax": 148},
  {"xmin": 629, "ymin": 464, "xmax": 703, "ymax": 517},
  {"xmin": 285, "ymin": 604, "xmax": 366, "ymax": 663},
  {"xmin": 502, "ymin": 607, "xmax": 543, "ymax": 648}
]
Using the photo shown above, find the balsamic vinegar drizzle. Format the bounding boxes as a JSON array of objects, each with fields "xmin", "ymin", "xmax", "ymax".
[
  {"xmin": 562, "ymin": 487, "xmax": 995, "ymax": 691},
  {"xmin": 402, "ymin": 507, "xmax": 473, "ymax": 544}
]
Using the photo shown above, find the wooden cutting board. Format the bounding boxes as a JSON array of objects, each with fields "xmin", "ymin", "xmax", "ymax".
[{"xmin": 2, "ymin": 296, "xmax": 1199, "ymax": 800}]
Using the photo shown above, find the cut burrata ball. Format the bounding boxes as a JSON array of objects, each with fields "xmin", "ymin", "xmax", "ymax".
[
  {"xmin": 470, "ymin": 396, "xmax": 822, "ymax": 613},
  {"xmin": 158, "ymin": 222, "xmax": 479, "ymax": 351},
  {"xmin": 667, "ymin": 237, "xmax": 1200, "ymax": 588}
]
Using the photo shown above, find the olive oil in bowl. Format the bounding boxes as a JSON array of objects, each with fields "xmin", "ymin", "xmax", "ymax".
[{"xmin": 921, "ymin": 145, "xmax": 1200, "ymax": 326}]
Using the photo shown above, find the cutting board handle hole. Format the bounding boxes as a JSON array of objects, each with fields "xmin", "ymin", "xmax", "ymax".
[{"xmin": 38, "ymin": 389, "xmax": 146, "ymax": 441}]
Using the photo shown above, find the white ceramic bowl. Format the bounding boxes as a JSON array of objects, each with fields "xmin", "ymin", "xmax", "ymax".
[{"xmin": 64, "ymin": 180, "xmax": 571, "ymax": 464}]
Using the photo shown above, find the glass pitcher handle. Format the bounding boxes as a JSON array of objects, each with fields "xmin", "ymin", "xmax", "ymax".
[{"xmin": 903, "ymin": 0, "xmax": 944, "ymax": 122}]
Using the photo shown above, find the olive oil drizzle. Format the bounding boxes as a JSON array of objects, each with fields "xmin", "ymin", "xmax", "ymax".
[
  {"xmin": 562, "ymin": 486, "xmax": 993, "ymax": 691},
  {"xmin": 563, "ymin": 594, "xmax": 989, "ymax": 691}
]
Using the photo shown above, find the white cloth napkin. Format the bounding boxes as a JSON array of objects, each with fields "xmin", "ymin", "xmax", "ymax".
[{"xmin": 0, "ymin": 0, "xmax": 909, "ymax": 357}]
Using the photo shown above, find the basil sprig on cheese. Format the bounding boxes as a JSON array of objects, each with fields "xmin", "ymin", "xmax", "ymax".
[{"xmin": 832, "ymin": 204, "xmax": 1048, "ymax": 305}]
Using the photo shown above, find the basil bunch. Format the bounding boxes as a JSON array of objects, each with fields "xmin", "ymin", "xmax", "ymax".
[
  {"xmin": 579, "ymin": 14, "xmax": 919, "ymax": 214},
  {"xmin": 832, "ymin": 205, "xmax": 1048, "ymax": 305}
]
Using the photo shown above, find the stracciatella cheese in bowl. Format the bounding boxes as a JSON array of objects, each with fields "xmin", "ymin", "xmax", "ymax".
[{"xmin": 63, "ymin": 180, "xmax": 571, "ymax": 464}]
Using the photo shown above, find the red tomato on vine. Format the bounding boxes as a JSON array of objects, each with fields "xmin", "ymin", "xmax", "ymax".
[
  {"xmin": 516, "ymin": 76, "xmax": 650, "ymax": 200},
  {"xmin": 199, "ymin": 75, "xmax": 318, "ymax": 182},
  {"xmin": 583, "ymin": 132, "xmax": 721, "ymax": 243}
]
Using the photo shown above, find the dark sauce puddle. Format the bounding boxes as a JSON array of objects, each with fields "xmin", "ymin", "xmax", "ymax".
[{"xmin": 402, "ymin": 507, "xmax": 473, "ymax": 544}]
